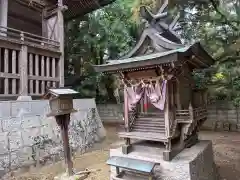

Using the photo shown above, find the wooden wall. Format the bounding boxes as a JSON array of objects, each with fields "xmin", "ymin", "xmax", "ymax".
[{"xmin": 8, "ymin": 0, "xmax": 42, "ymax": 35}]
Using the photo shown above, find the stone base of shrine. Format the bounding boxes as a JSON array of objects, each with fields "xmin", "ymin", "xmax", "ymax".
[{"xmin": 109, "ymin": 140, "xmax": 218, "ymax": 180}]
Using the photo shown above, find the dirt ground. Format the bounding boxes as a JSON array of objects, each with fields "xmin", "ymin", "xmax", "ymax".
[{"xmin": 12, "ymin": 125, "xmax": 240, "ymax": 180}]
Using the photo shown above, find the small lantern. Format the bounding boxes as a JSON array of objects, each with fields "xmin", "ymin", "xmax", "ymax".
[
  {"xmin": 43, "ymin": 88, "xmax": 79, "ymax": 176},
  {"xmin": 44, "ymin": 88, "xmax": 79, "ymax": 117}
]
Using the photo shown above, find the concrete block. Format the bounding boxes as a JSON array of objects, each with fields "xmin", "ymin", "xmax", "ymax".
[
  {"xmin": 8, "ymin": 131, "xmax": 22, "ymax": 150},
  {"xmin": 29, "ymin": 100, "xmax": 48, "ymax": 115},
  {"xmin": 2, "ymin": 117, "xmax": 21, "ymax": 132},
  {"xmin": 0, "ymin": 102, "xmax": 11, "ymax": 118},
  {"xmin": 110, "ymin": 140, "xmax": 217, "ymax": 180},
  {"xmin": 21, "ymin": 115, "xmax": 41, "ymax": 129},
  {"xmin": 11, "ymin": 101, "xmax": 31, "ymax": 117}
]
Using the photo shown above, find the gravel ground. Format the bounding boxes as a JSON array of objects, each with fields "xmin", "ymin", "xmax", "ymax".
[{"xmin": 11, "ymin": 125, "xmax": 240, "ymax": 180}]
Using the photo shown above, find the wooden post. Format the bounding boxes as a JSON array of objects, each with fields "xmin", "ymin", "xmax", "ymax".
[
  {"xmin": 4, "ymin": 49, "xmax": 9, "ymax": 95},
  {"xmin": 12, "ymin": 50, "xmax": 17, "ymax": 94},
  {"xmin": 164, "ymin": 82, "xmax": 170, "ymax": 138},
  {"xmin": 19, "ymin": 45, "xmax": 28, "ymax": 96},
  {"xmin": 176, "ymin": 78, "xmax": 181, "ymax": 109},
  {"xmin": 0, "ymin": 0, "xmax": 8, "ymax": 36},
  {"xmin": 124, "ymin": 86, "xmax": 129, "ymax": 132},
  {"xmin": 29, "ymin": 53, "xmax": 34, "ymax": 94},
  {"xmin": 46, "ymin": 57, "xmax": 50, "ymax": 77},
  {"xmin": 58, "ymin": 0, "xmax": 65, "ymax": 87},
  {"xmin": 35, "ymin": 54, "xmax": 40, "ymax": 94},
  {"xmin": 189, "ymin": 102, "xmax": 194, "ymax": 123},
  {"xmin": 55, "ymin": 114, "xmax": 74, "ymax": 176}
]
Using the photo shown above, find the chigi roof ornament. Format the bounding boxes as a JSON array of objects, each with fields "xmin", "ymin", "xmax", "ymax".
[{"xmin": 140, "ymin": 0, "xmax": 182, "ymax": 44}]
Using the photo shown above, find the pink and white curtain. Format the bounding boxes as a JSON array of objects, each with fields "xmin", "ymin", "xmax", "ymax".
[{"xmin": 125, "ymin": 80, "xmax": 167, "ymax": 111}]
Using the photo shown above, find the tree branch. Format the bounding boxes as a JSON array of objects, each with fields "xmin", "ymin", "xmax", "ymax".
[{"xmin": 209, "ymin": 0, "xmax": 239, "ymax": 31}]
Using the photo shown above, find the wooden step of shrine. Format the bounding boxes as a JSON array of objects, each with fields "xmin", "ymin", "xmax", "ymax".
[
  {"xmin": 137, "ymin": 117, "xmax": 165, "ymax": 122},
  {"xmin": 134, "ymin": 120, "xmax": 165, "ymax": 125},
  {"xmin": 133, "ymin": 123, "xmax": 165, "ymax": 128},
  {"xmin": 131, "ymin": 128, "xmax": 165, "ymax": 133},
  {"xmin": 118, "ymin": 131, "xmax": 168, "ymax": 142}
]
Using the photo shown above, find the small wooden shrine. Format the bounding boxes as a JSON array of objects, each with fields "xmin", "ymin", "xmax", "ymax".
[{"xmin": 93, "ymin": 0, "xmax": 214, "ymax": 161}]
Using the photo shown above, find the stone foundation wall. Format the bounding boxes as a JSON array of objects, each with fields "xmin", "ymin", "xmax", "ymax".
[{"xmin": 0, "ymin": 99, "xmax": 105, "ymax": 177}]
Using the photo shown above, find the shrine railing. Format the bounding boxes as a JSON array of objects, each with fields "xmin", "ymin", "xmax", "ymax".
[
  {"xmin": 176, "ymin": 106, "xmax": 207, "ymax": 123},
  {"xmin": 0, "ymin": 26, "xmax": 60, "ymax": 50},
  {"xmin": 193, "ymin": 107, "xmax": 207, "ymax": 121},
  {"xmin": 176, "ymin": 110, "xmax": 190, "ymax": 123},
  {"xmin": 0, "ymin": 43, "xmax": 60, "ymax": 99}
]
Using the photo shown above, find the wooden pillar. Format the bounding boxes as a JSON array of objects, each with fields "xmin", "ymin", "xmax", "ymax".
[
  {"xmin": 19, "ymin": 46, "xmax": 28, "ymax": 96},
  {"xmin": 46, "ymin": 57, "xmax": 51, "ymax": 88},
  {"xmin": 29, "ymin": 53, "xmax": 34, "ymax": 94},
  {"xmin": 164, "ymin": 82, "xmax": 170, "ymax": 138},
  {"xmin": 4, "ymin": 49, "xmax": 8, "ymax": 95},
  {"xmin": 189, "ymin": 102, "xmax": 194, "ymax": 123},
  {"xmin": 35, "ymin": 54, "xmax": 40, "ymax": 94},
  {"xmin": 12, "ymin": 50, "xmax": 17, "ymax": 94},
  {"xmin": 41, "ymin": 55, "xmax": 45, "ymax": 94},
  {"xmin": 46, "ymin": 57, "xmax": 50, "ymax": 77},
  {"xmin": 124, "ymin": 86, "xmax": 129, "ymax": 132},
  {"xmin": 0, "ymin": 0, "xmax": 8, "ymax": 36},
  {"xmin": 176, "ymin": 78, "xmax": 181, "ymax": 109},
  {"xmin": 55, "ymin": 114, "xmax": 73, "ymax": 176},
  {"xmin": 58, "ymin": 0, "xmax": 65, "ymax": 87}
]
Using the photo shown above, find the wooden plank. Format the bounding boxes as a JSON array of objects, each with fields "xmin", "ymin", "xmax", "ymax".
[
  {"xmin": 28, "ymin": 75, "xmax": 59, "ymax": 81},
  {"xmin": 4, "ymin": 78, "xmax": 9, "ymax": 95},
  {"xmin": 29, "ymin": 53, "xmax": 33, "ymax": 75},
  {"xmin": 30, "ymin": 80, "xmax": 34, "ymax": 94},
  {"xmin": 41, "ymin": 80, "xmax": 45, "ymax": 94},
  {"xmin": 46, "ymin": 56, "xmax": 50, "ymax": 77},
  {"xmin": 0, "ymin": 72, "xmax": 20, "ymax": 79},
  {"xmin": 12, "ymin": 49, "xmax": 17, "ymax": 95},
  {"xmin": 35, "ymin": 54, "xmax": 40, "ymax": 94},
  {"xmin": 52, "ymin": 57, "xmax": 56, "ymax": 77},
  {"xmin": 118, "ymin": 131, "xmax": 167, "ymax": 142},
  {"xmin": 124, "ymin": 86, "xmax": 129, "ymax": 132},
  {"xmin": 164, "ymin": 82, "xmax": 170, "ymax": 137},
  {"xmin": 4, "ymin": 49, "xmax": 8, "ymax": 73},
  {"xmin": 41, "ymin": 55, "xmax": 45, "ymax": 76},
  {"xmin": 36, "ymin": 80, "xmax": 40, "ymax": 95}
]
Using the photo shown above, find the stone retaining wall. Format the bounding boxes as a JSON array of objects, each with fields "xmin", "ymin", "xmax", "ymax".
[{"xmin": 0, "ymin": 99, "xmax": 105, "ymax": 177}]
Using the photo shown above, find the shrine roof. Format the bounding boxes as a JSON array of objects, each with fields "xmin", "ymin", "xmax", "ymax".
[{"xmin": 93, "ymin": 42, "xmax": 215, "ymax": 73}]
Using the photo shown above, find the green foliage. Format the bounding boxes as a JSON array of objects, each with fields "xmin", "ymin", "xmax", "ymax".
[
  {"xmin": 64, "ymin": 0, "xmax": 240, "ymax": 105},
  {"xmin": 175, "ymin": 0, "xmax": 240, "ymax": 105},
  {"xmin": 65, "ymin": 0, "xmax": 138, "ymax": 102}
]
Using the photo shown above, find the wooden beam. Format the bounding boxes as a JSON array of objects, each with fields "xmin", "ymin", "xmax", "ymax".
[{"xmin": 58, "ymin": 0, "xmax": 65, "ymax": 86}]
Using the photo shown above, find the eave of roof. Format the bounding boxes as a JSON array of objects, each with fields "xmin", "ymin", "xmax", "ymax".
[
  {"xmin": 92, "ymin": 42, "xmax": 215, "ymax": 73},
  {"xmin": 63, "ymin": 0, "xmax": 116, "ymax": 21}
]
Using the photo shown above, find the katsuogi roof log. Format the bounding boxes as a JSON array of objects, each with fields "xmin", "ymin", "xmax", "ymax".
[{"xmin": 93, "ymin": 42, "xmax": 215, "ymax": 74}]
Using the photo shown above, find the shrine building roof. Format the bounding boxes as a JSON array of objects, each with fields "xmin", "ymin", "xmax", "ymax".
[
  {"xmin": 92, "ymin": 2, "xmax": 215, "ymax": 74},
  {"xmin": 93, "ymin": 42, "xmax": 215, "ymax": 73}
]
